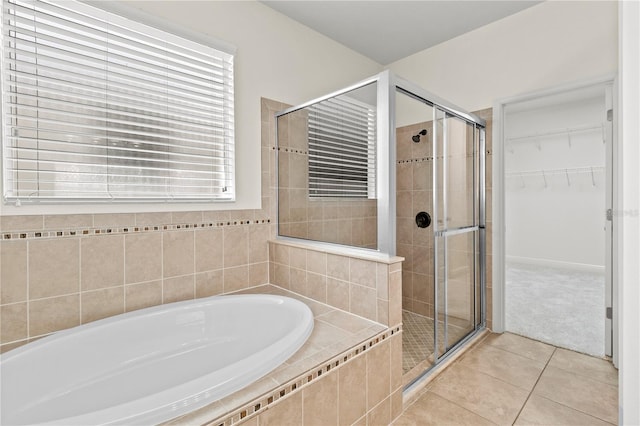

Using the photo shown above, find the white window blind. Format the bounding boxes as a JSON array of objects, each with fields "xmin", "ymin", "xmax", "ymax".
[
  {"xmin": 1, "ymin": 0, "xmax": 235, "ymax": 203},
  {"xmin": 308, "ymin": 97, "xmax": 376, "ymax": 198}
]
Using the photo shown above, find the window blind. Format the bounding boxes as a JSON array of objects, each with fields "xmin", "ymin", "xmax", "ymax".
[
  {"xmin": 308, "ymin": 96, "xmax": 376, "ymax": 198},
  {"xmin": 1, "ymin": 0, "xmax": 235, "ymax": 203}
]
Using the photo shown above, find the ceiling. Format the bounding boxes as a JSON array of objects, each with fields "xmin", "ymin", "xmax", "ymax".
[{"xmin": 261, "ymin": 1, "xmax": 542, "ymax": 65}]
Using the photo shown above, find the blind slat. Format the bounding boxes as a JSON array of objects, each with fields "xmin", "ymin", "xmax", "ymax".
[
  {"xmin": 307, "ymin": 96, "xmax": 376, "ymax": 199},
  {"xmin": 3, "ymin": 0, "xmax": 235, "ymax": 202}
]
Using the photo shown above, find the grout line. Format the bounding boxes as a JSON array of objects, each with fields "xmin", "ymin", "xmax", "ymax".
[{"xmin": 513, "ymin": 346, "xmax": 557, "ymax": 424}]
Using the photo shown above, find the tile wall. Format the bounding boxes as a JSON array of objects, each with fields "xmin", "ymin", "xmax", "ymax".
[
  {"xmin": 240, "ymin": 330, "xmax": 404, "ymax": 426},
  {"xmin": 268, "ymin": 240, "xmax": 403, "ymax": 327},
  {"xmin": 396, "ymin": 109, "xmax": 493, "ymax": 329},
  {"xmin": 0, "ymin": 98, "xmax": 291, "ymax": 352},
  {"xmin": 0, "ymin": 96, "xmax": 407, "ymax": 425},
  {"xmin": 276, "ymin": 108, "xmax": 378, "ymax": 249}
]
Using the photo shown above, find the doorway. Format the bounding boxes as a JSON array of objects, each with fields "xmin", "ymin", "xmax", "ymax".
[{"xmin": 496, "ymin": 81, "xmax": 615, "ymax": 358}]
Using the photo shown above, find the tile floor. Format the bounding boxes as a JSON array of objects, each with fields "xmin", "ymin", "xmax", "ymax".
[{"xmin": 394, "ymin": 332, "xmax": 618, "ymax": 425}]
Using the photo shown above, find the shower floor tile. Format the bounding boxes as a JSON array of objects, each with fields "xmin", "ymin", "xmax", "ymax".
[{"xmin": 402, "ymin": 310, "xmax": 470, "ymax": 375}]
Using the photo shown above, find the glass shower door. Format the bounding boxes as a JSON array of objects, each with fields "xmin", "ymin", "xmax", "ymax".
[{"xmin": 433, "ymin": 108, "xmax": 483, "ymax": 360}]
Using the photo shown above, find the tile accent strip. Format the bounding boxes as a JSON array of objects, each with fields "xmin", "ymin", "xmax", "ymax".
[
  {"xmin": 2, "ymin": 218, "xmax": 271, "ymax": 241},
  {"xmin": 208, "ymin": 326, "xmax": 402, "ymax": 426}
]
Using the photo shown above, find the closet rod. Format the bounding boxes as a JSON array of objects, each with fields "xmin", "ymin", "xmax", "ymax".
[{"xmin": 507, "ymin": 123, "xmax": 603, "ymax": 143}]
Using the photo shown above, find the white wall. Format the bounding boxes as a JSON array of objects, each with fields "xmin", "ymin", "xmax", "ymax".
[
  {"xmin": 505, "ymin": 96, "xmax": 607, "ymax": 267},
  {"xmin": 0, "ymin": 0, "xmax": 381, "ymax": 215},
  {"xmin": 388, "ymin": 1, "xmax": 618, "ymax": 112},
  {"xmin": 619, "ymin": 1, "xmax": 640, "ymax": 423}
]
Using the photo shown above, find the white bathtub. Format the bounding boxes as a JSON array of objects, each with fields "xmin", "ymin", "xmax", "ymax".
[{"xmin": 1, "ymin": 294, "xmax": 314, "ymax": 425}]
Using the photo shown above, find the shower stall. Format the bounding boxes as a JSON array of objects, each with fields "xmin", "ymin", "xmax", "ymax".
[{"xmin": 275, "ymin": 71, "xmax": 486, "ymax": 388}]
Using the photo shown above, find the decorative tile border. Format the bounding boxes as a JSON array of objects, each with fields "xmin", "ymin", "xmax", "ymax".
[
  {"xmin": 2, "ymin": 218, "xmax": 271, "ymax": 241},
  {"xmin": 209, "ymin": 325, "xmax": 402, "ymax": 426},
  {"xmin": 397, "ymin": 157, "xmax": 433, "ymax": 164},
  {"xmin": 397, "ymin": 151, "xmax": 487, "ymax": 165},
  {"xmin": 272, "ymin": 146, "xmax": 308, "ymax": 156}
]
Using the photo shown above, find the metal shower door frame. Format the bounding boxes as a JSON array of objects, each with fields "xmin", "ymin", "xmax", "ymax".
[{"xmin": 394, "ymin": 75, "xmax": 486, "ymax": 382}]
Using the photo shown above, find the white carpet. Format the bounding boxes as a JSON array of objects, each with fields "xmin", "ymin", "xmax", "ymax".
[{"xmin": 505, "ymin": 262, "xmax": 605, "ymax": 357}]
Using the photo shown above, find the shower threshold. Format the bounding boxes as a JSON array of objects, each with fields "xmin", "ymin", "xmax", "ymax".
[{"xmin": 402, "ymin": 309, "xmax": 472, "ymax": 384}]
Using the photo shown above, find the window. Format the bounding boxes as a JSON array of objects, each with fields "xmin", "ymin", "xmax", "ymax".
[
  {"xmin": 1, "ymin": 0, "xmax": 235, "ymax": 203},
  {"xmin": 307, "ymin": 96, "xmax": 376, "ymax": 198}
]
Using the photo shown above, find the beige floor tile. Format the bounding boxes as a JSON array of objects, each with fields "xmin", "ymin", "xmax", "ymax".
[
  {"xmin": 483, "ymin": 332, "xmax": 555, "ymax": 363},
  {"xmin": 429, "ymin": 364, "xmax": 529, "ymax": 425},
  {"xmin": 393, "ymin": 391, "xmax": 496, "ymax": 426},
  {"xmin": 549, "ymin": 348, "xmax": 618, "ymax": 386},
  {"xmin": 515, "ymin": 394, "xmax": 614, "ymax": 426},
  {"xmin": 533, "ymin": 365, "xmax": 618, "ymax": 424},
  {"xmin": 458, "ymin": 344, "xmax": 546, "ymax": 391}
]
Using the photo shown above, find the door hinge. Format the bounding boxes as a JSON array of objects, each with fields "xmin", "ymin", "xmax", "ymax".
[
  {"xmin": 606, "ymin": 307, "xmax": 613, "ymax": 319},
  {"xmin": 606, "ymin": 208, "xmax": 613, "ymax": 221},
  {"xmin": 607, "ymin": 109, "xmax": 613, "ymax": 122}
]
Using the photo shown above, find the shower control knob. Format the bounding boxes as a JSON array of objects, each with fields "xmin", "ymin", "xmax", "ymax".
[{"xmin": 415, "ymin": 211, "xmax": 431, "ymax": 228}]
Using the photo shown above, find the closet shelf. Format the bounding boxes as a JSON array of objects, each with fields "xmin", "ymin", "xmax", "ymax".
[
  {"xmin": 506, "ymin": 166, "xmax": 605, "ymax": 188},
  {"xmin": 505, "ymin": 166, "xmax": 605, "ymax": 177},
  {"xmin": 506, "ymin": 123, "xmax": 605, "ymax": 144}
]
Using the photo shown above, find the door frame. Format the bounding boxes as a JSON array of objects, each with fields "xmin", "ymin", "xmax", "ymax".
[{"xmin": 491, "ymin": 74, "xmax": 618, "ymax": 363}]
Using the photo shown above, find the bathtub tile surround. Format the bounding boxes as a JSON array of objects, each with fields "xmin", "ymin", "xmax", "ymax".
[
  {"xmin": 1, "ymin": 97, "xmax": 405, "ymax": 425},
  {"xmin": 164, "ymin": 284, "xmax": 402, "ymax": 426},
  {"xmin": 0, "ymin": 217, "xmax": 273, "ymax": 350}
]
